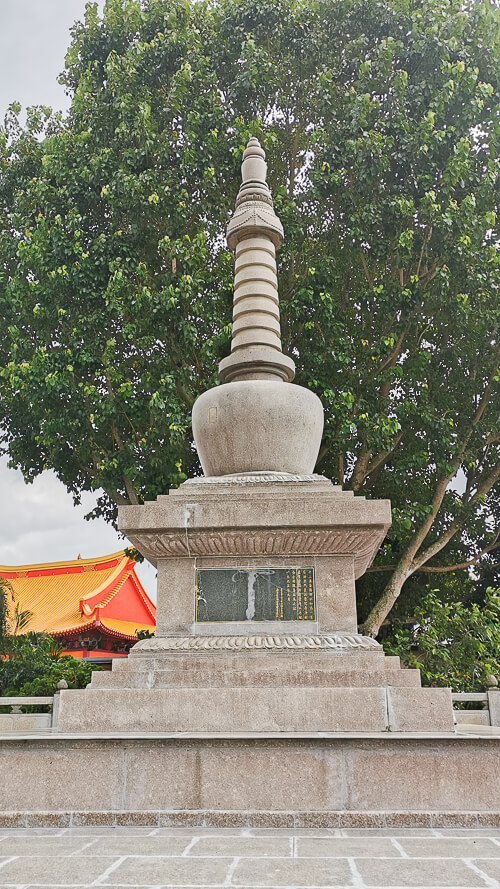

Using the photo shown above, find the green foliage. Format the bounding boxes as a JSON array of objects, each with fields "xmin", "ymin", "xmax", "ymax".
[
  {"xmin": 0, "ymin": 0, "xmax": 498, "ymax": 627},
  {"xmin": 384, "ymin": 588, "xmax": 500, "ymax": 690},
  {"xmin": 2, "ymin": 651, "xmax": 98, "ymax": 697},
  {"xmin": 0, "ymin": 630, "xmax": 99, "ymax": 696},
  {"xmin": 0, "ymin": 577, "xmax": 13, "ymax": 639},
  {"xmin": 0, "ymin": 582, "xmax": 100, "ymax": 695},
  {"xmin": 136, "ymin": 628, "xmax": 154, "ymax": 640},
  {"xmin": 0, "ymin": 575, "xmax": 33, "ymax": 640}
]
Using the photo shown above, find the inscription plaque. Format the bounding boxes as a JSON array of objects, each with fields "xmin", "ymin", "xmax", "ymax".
[{"xmin": 195, "ymin": 567, "xmax": 316, "ymax": 622}]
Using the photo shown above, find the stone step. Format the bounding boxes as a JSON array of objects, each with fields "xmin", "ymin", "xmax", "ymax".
[
  {"xmin": 90, "ymin": 667, "xmax": 421, "ymax": 689},
  {"xmin": 115, "ymin": 648, "xmax": 389, "ymax": 673},
  {"xmin": 58, "ymin": 685, "xmax": 453, "ymax": 734}
]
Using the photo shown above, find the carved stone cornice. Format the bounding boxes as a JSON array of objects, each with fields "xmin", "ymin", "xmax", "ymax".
[
  {"xmin": 131, "ymin": 633, "xmax": 382, "ymax": 653},
  {"xmin": 126, "ymin": 526, "xmax": 386, "ymax": 577}
]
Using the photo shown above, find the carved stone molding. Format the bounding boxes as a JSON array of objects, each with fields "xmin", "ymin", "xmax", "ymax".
[
  {"xmin": 129, "ymin": 528, "xmax": 384, "ymax": 573},
  {"xmin": 131, "ymin": 633, "xmax": 382, "ymax": 653},
  {"xmin": 180, "ymin": 472, "xmax": 331, "ymax": 487},
  {"xmin": 227, "ymin": 201, "xmax": 284, "ymax": 249}
]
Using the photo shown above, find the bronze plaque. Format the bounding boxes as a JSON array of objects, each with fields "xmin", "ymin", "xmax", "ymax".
[{"xmin": 195, "ymin": 567, "xmax": 316, "ymax": 622}]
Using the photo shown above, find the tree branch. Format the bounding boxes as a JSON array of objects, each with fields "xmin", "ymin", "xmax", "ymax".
[
  {"xmin": 360, "ymin": 251, "xmax": 375, "ymax": 289},
  {"xmin": 366, "ymin": 532, "xmax": 500, "ymax": 575},
  {"xmin": 110, "ymin": 423, "xmax": 140, "ymax": 506},
  {"xmin": 413, "ymin": 460, "xmax": 500, "ymax": 570},
  {"xmin": 349, "ymin": 448, "xmax": 372, "ymax": 491},
  {"xmin": 373, "ymin": 322, "xmax": 411, "ymax": 378},
  {"xmin": 364, "ymin": 434, "xmax": 404, "ymax": 479},
  {"xmin": 415, "ymin": 225, "xmax": 433, "ymax": 279}
]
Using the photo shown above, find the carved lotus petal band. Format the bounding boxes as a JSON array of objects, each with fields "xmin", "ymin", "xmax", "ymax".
[{"xmin": 131, "ymin": 633, "xmax": 382, "ymax": 653}]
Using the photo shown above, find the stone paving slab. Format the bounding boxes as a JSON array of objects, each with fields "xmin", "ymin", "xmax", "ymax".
[
  {"xmin": 354, "ymin": 857, "xmax": 493, "ymax": 886},
  {"xmin": 189, "ymin": 837, "xmax": 294, "ymax": 858},
  {"xmin": 0, "ymin": 854, "xmax": 116, "ymax": 884},
  {"xmin": 295, "ymin": 837, "xmax": 401, "ymax": 857},
  {"xmin": 0, "ymin": 827, "xmax": 499, "ymax": 888},
  {"xmin": 476, "ymin": 859, "xmax": 500, "ymax": 882},
  {"xmin": 103, "ymin": 854, "xmax": 232, "ymax": 885},
  {"xmin": 78, "ymin": 835, "xmax": 199, "ymax": 856},
  {"xmin": 232, "ymin": 857, "xmax": 353, "ymax": 886},
  {"xmin": 0, "ymin": 837, "xmax": 99, "ymax": 856},
  {"xmin": 396, "ymin": 837, "xmax": 500, "ymax": 857}
]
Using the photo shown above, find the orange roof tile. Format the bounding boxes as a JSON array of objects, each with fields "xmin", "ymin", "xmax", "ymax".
[
  {"xmin": 100, "ymin": 618, "xmax": 155, "ymax": 639},
  {"xmin": 0, "ymin": 551, "xmax": 156, "ymax": 639}
]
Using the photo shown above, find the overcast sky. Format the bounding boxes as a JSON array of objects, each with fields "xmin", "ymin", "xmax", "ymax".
[{"xmin": 0, "ymin": 1, "xmax": 157, "ymax": 599}]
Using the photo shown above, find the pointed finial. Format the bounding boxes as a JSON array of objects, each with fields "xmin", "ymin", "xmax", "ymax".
[
  {"xmin": 226, "ymin": 138, "xmax": 284, "ymax": 249},
  {"xmin": 235, "ymin": 137, "xmax": 272, "ymax": 206},
  {"xmin": 218, "ymin": 138, "xmax": 295, "ymax": 383}
]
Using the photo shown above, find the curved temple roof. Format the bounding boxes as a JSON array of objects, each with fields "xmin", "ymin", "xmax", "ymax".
[{"xmin": 0, "ymin": 551, "xmax": 156, "ymax": 641}]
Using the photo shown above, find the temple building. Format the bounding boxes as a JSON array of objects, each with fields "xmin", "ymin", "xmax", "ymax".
[{"xmin": 0, "ymin": 551, "xmax": 156, "ymax": 663}]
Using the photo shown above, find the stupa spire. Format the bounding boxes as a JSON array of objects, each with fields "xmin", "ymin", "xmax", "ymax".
[
  {"xmin": 191, "ymin": 135, "xmax": 324, "ymax": 478},
  {"xmin": 218, "ymin": 138, "xmax": 296, "ymax": 384}
]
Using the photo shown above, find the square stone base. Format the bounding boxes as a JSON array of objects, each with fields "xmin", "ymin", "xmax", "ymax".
[
  {"xmin": 1, "ymin": 735, "xmax": 498, "ymax": 822},
  {"xmin": 57, "ymin": 637, "xmax": 455, "ymax": 734}
]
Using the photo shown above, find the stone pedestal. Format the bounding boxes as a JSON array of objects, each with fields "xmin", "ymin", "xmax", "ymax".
[
  {"xmin": 57, "ymin": 474, "xmax": 455, "ymax": 735},
  {"xmin": 122, "ymin": 473, "xmax": 389, "ymax": 638}
]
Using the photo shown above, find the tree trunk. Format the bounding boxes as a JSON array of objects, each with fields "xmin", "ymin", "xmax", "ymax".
[{"xmin": 359, "ymin": 559, "xmax": 413, "ymax": 637}]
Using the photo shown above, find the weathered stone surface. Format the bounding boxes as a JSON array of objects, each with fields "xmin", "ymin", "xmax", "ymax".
[
  {"xmin": 0, "ymin": 855, "xmax": 117, "ymax": 885},
  {"xmin": 1, "ymin": 736, "xmax": 499, "ymax": 818},
  {"xmin": 88, "ymin": 664, "xmax": 421, "ymax": 689},
  {"xmin": 57, "ymin": 681, "xmax": 455, "ymax": 734},
  {"xmin": 192, "ymin": 380, "xmax": 324, "ymax": 477},
  {"xmin": 115, "ymin": 647, "xmax": 388, "ymax": 672},
  {"xmin": 0, "ymin": 713, "xmax": 51, "ymax": 732},
  {"xmin": 354, "ymin": 857, "xmax": 487, "ymax": 887},
  {"xmin": 232, "ymin": 857, "xmax": 352, "ymax": 885},
  {"xmin": 57, "ymin": 686, "xmax": 389, "ymax": 733},
  {"xmin": 314, "ymin": 555, "xmax": 357, "ymax": 632},
  {"xmin": 0, "ymin": 742, "xmax": 124, "ymax": 811},
  {"xmin": 131, "ymin": 633, "xmax": 381, "ymax": 653},
  {"xmin": 155, "ymin": 557, "xmax": 194, "ymax": 635},
  {"xmin": 488, "ymin": 690, "xmax": 500, "ymax": 726},
  {"xmin": 119, "ymin": 477, "xmax": 391, "ymax": 581},
  {"xmin": 387, "ymin": 687, "xmax": 455, "ymax": 732},
  {"xmin": 454, "ymin": 711, "xmax": 490, "ymax": 725},
  {"xmin": 346, "ymin": 741, "xmax": 500, "ymax": 811}
]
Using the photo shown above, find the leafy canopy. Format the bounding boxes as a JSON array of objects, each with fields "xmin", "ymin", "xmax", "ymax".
[
  {"xmin": 0, "ymin": 0, "xmax": 498, "ymax": 635},
  {"xmin": 0, "ymin": 635, "xmax": 98, "ymax": 697}
]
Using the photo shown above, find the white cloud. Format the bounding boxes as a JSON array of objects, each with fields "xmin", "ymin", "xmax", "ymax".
[{"xmin": 1, "ymin": 0, "xmax": 104, "ymax": 119}]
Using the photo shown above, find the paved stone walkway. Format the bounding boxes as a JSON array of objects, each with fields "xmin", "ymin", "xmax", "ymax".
[{"xmin": 0, "ymin": 827, "xmax": 500, "ymax": 888}]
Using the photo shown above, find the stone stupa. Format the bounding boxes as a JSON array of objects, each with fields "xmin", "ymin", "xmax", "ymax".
[
  {"xmin": 57, "ymin": 138, "xmax": 454, "ymax": 735},
  {"xmin": 10, "ymin": 138, "xmax": 499, "ymax": 832}
]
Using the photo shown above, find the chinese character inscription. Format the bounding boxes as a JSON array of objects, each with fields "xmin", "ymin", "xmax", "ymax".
[{"xmin": 195, "ymin": 567, "xmax": 316, "ymax": 622}]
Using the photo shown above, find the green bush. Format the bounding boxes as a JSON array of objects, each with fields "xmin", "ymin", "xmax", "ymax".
[
  {"xmin": 0, "ymin": 633, "xmax": 100, "ymax": 696},
  {"xmin": 384, "ymin": 588, "xmax": 500, "ymax": 691},
  {"xmin": 1, "ymin": 576, "xmax": 101, "ymax": 696}
]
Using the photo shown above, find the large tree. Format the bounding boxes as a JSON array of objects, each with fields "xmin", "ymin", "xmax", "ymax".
[{"xmin": 0, "ymin": 0, "xmax": 498, "ymax": 636}]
